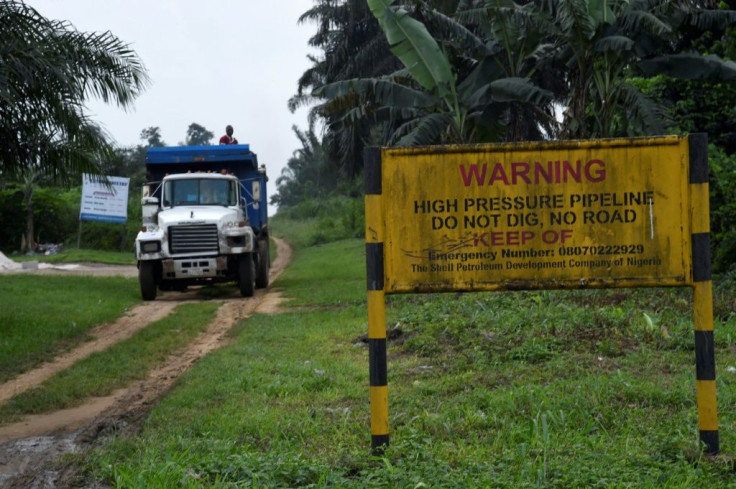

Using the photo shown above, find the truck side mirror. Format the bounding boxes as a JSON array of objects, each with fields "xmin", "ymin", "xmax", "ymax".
[
  {"xmin": 252, "ymin": 181, "xmax": 261, "ymax": 210},
  {"xmin": 142, "ymin": 196, "xmax": 160, "ymax": 225}
]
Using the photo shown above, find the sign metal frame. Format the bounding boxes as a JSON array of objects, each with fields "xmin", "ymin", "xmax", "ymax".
[{"xmin": 364, "ymin": 134, "xmax": 718, "ymax": 455}]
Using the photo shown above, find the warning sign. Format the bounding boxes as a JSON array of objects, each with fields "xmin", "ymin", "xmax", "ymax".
[
  {"xmin": 377, "ymin": 136, "xmax": 692, "ymax": 292},
  {"xmin": 365, "ymin": 134, "xmax": 718, "ymax": 456}
]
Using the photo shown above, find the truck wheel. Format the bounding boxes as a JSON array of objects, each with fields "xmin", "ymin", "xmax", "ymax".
[
  {"xmin": 255, "ymin": 238, "xmax": 270, "ymax": 289},
  {"xmin": 139, "ymin": 261, "xmax": 157, "ymax": 300},
  {"xmin": 238, "ymin": 253, "xmax": 255, "ymax": 297}
]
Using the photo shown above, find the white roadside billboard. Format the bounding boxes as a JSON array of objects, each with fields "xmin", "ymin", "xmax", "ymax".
[{"xmin": 79, "ymin": 174, "xmax": 130, "ymax": 224}]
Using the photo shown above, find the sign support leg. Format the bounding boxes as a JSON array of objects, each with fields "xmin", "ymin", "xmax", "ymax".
[
  {"xmin": 693, "ymin": 280, "xmax": 718, "ymax": 454},
  {"xmin": 365, "ymin": 147, "xmax": 388, "ymax": 454},
  {"xmin": 689, "ymin": 133, "xmax": 718, "ymax": 454},
  {"xmin": 368, "ymin": 289, "xmax": 389, "ymax": 454}
]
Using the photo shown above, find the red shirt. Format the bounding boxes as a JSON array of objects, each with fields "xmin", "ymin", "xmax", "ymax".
[{"xmin": 219, "ymin": 135, "xmax": 238, "ymax": 145}]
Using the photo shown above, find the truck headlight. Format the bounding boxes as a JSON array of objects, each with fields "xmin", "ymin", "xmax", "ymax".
[
  {"xmin": 141, "ymin": 241, "xmax": 161, "ymax": 253},
  {"xmin": 224, "ymin": 220, "xmax": 246, "ymax": 228}
]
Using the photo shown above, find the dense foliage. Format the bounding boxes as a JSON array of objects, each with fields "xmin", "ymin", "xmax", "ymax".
[
  {"xmin": 0, "ymin": 124, "xmax": 212, "ymax": 255},
  {"xmin": 0, "ymin": 0, "xmax": 148, "ymax": 253},
  {"xmin": 274, "ymin": 0, "xmax": 736, "ymax": 270}
]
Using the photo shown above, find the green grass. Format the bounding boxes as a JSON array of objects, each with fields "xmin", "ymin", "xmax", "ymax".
[
  {"xmin": 270, "ymin": 215, "xmax": 322, "ymax": 250},
  {"xmin": 80, "ymin": 232, "xmax": 736, "ymax": 488},
  {"xmin": 0, "ymin": 275, "xmax": 140, "ymax": 382},
  {"xmin": 11, "ymin": 247, "xmax": 136, "ymax": 265},
  {"xmin": 270, "ymin": 196, "xmax": 364, "ymax": 250},
  {"xmin": 0, "ymin": 302, "xmax": 220, "ymax": 423},
  {"xmin": 274, "ymin": 239, "xmax": 365, "ymax": 307}
]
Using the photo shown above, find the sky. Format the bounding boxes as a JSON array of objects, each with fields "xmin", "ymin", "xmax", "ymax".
[{"xmin": 29, "ymin": 0, "xmax": 318, "ymax": 214}]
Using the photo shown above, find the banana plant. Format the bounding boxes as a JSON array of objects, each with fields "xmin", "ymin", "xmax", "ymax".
[
  {"xmin": 313, "ymin": 0, "xmax": 552, "ymax": 146},
  {"xmin": 534, "ymin": 0, "xmax": 736, "ymax": 138}
]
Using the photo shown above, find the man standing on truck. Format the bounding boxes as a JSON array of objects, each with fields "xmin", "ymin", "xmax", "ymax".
[{"xmin": 219, "ymin": 125, "xmax": 238, "ymax": 145}]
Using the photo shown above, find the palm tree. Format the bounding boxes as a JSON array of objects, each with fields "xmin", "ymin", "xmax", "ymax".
[
  {"xmin": 314, "ymin": 0, "xmax": 552, "ymax": 147},
  {"xmin": 272, "ymin": 122, "xmax": 334, "ymax": 208},
  {"xmin": 290, "ymin": 0, "xmax": 400, "ymax": 179},
  {"xmin": 0, "ymin": 0, "xmax": 149, "ymax": 182}
]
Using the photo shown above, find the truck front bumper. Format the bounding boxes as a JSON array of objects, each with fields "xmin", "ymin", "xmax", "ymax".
[{"xmin": 162, "ymin": 256, "xmax": 229, "ymax": 279}]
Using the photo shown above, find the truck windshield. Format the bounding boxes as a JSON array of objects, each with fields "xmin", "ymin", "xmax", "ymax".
[{"xmin": 163, "ymin": 179, "xmax": 236, "ymax": 207}]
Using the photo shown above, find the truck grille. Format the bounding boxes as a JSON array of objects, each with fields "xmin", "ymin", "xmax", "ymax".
[{"xmin": 169, "ymin": 224, "xmax": 219, "ymax": 254}]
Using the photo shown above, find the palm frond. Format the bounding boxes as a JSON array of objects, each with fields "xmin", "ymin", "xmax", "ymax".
[
  {"xmin": 314, "ymin": 78, "xmax": 439, "ymax": 108},
  {"xmin": 639, "ymin": 53, "xmax": 736, "ymax": 81},
  {"xmin": 555, "ymin": 0, "xmax": 596, "ymax": 40},
  {"xmin": 0, "ymin": 0, "xmax": 147, "ymax": 178},
  {"xmin": 394, "ymin": 112, "xmax": 454, "ymax": 146},
  {"xmin": 620, "ymin": 82, "xmax": 669, "ymax": 136},
  {"xmin": 419, "ymin": 3, "xmax": 490, "ymax": 56},
  {"xmin": 618, "ymin": 8, "xmax": 671, "ymax": 37},
  {"xmin": 488, "ymin": 77, "xmax": 553, "ymax": 105}
]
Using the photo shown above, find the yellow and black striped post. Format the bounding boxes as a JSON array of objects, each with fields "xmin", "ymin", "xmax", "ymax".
[
  {"xmin": 365, "ymin": 147, "xmax": 389, "ymax": 454},
  {"xmin": 689, "ymin": 133, "xmax": 718, "ymax": 455}
]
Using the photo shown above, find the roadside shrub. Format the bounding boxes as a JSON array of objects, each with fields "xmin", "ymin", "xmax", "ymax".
[
  {"xmin": 276, "ymin": 196, "xmax": 365, "ymax": 246},
  {"xmin": 0, "ymin": 186, "xmax": 78, "ymax": 254},
  {"xmin": 710, "ymin": 144, "xmax": 736, "ymax": 272},
  {"xmin": 33, "ymin": 187, "xmax": 78, "ymax": 245}
]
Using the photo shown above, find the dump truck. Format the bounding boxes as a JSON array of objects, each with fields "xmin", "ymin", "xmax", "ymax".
[{"xmin": 134, "ymin": 144, "xmax": 269, "ymax": 300}]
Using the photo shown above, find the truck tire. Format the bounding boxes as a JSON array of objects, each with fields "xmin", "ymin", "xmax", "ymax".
[
  {"xmin": 238, "ymin": 253, "xmax": 255, "ymax": 297},
  {"xmin": 139, "ymin": 261, "xmax": 157, "ymax": 300},
  {"xmin": 255, "ymin": 238, "xmax": 270, "ymax": 289}
]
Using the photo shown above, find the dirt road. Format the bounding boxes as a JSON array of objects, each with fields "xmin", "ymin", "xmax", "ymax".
[{"xmin": 0, "ymin": 238, "xmax": 292, "ymax": 488}]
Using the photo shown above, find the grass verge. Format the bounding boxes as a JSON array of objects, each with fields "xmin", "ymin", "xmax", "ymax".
[
  {"xmin": 0, "ymin": 302, "xmax": 220, "ymax": 424},
  {"xmin": 81, "ymin": 236, "xmax": 736, "ymax": 488},
  {"xmin": 11, "ymin": 248, "xmax": 136, "ymax": 265},
  {"xmin": 0, "ymin": 275, "xmax": 140, "ymax": 383}
]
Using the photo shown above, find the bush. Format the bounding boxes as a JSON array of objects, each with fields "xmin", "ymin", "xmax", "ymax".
[
  {"xmin": 709, "ymin": 144, "xmax": 736, "ymax": 272},
  {"xmin": 275, "ymin": 196, "xmax": 365, "ymax": 245},
  {"xmin": 33, "ymin": 187, "xmax": 79, "ymax": 245},
  {"xmin": 0, "ymin": 183, "xmax": 143, "ymax": 254}
]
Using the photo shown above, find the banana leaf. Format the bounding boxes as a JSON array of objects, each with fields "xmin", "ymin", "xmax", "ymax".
[
  {"xmin": 639, "ymin": 53, "xmax": 736, "ymax": 81},
  {"xmin": 313, "ymin": 78, "xmax": 438, "ymax": 108},
  {"xmin": 367, "ymin": 0, "xmax": 455, "ymax": 100}
]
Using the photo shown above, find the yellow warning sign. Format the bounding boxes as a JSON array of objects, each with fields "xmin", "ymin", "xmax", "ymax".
[{"xmin": 379, "ymin": 136, "xmax": 692, "ymax": 292}]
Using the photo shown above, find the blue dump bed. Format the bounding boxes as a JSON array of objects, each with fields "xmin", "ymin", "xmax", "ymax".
[
  {"xmin": 147, "ymin": 144, "xmax": 255, "ymax": 166},
  {"xmin": 146, "ymin": 144, "xmax": 268, "ymax": 236}
]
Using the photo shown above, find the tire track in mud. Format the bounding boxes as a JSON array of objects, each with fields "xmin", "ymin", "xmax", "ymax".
[
  {"xmin": 0, "ymin": 238, "xmax": 292, "ymax": 487},
  {"xmin": 0, "ymin": 302, "xmax": 181, "ymax": 404}
]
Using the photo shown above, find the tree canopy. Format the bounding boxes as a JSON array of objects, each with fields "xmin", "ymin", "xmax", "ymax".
[
  {"xmin": 184, "ymin": 123, "xmax": 214, "ymax": 146},
  {"xmin": 276, "ymin": 0, "xmax": 736, "ymax": 269},
  {"xmin": 316, "ymin": 0, "xmax": 736, "ymax": 149},
  {"xmin": 280, "ymin": 0, "xmax": 736, "ymax": 203},
  {"xmin": 0, "ymin": 0, "xmax": 148, "ymax": 183}
]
